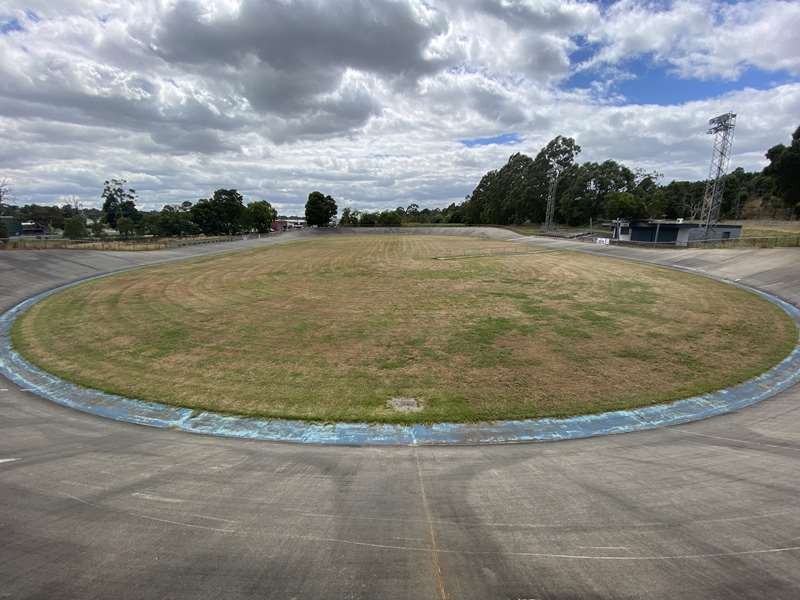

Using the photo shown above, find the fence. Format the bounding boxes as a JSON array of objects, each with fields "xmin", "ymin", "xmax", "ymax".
[{"xmin": 0, "ymin": 233, "xmax": 270, "ymax": 251}]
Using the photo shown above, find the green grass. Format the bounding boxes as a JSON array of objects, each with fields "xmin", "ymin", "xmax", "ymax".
[{"xmin": 11, "ymin": 235, "xmax": 798, "ymax": 424}]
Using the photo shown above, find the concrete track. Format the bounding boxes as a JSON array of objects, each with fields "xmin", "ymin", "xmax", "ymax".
[{"xmin": 2, "ymin": 229, "xmax": 800, "ymax": 599}]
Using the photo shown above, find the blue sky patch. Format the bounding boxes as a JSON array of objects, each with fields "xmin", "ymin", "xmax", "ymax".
[
  {"xmin": 0, "ymin": 17, "xmax": 24, "ymax": 34},
  {"xmin": 565, "ymin": 55, "xmax": 800, "ymax": 105},
  {"xmin": 460, "ymin": 133, "xmax": 521, "ymax": 147}
]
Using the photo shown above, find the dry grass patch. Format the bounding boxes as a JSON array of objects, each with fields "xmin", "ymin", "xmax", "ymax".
[{"xmin": 12, "ymin": 235, "xmax": 797, "ymax": 423}]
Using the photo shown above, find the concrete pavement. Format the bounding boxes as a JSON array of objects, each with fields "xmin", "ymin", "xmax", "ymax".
[{"xmin": 2, "ymin": 228, "xmax": 800, "ymax": 599}]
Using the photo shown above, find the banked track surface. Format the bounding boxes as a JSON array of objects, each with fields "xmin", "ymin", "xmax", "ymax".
[{"xmin": 2, "ymin": 228, "xmax": 800, "ymax": 599}]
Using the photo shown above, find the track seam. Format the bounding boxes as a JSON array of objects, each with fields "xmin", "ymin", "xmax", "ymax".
[{"xmin": 414, "ymin": 448, "xmax": 449, "ymax": 600}]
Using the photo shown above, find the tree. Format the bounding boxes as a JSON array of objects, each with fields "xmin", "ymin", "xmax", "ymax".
[
  {"xmin": 604, "ymin": 192, "xmax": 647, "ymax": 220},
  {"xmin": 246, "ymin": 200, "xmax": 278, "ymax": 233},
  {"xmin": 0, "ymin": 178, "xmax": 12, "ymax": 212},
  {"xmin": 377, "ymin": 210, "xmax": 402, "ymax": 226},
  {"xmin": 190, "ymin": 189, "xmax": 246, "ymax": 235},
  {"xmin": 339, "ymin": 207, "xmax": 360, "ymax": 226},
  {"xmin": 158, "ymin": 205, "xmax": 199, "ymax": 236},
  {"xmin": 135, "ymin": 213, "xmax": 161, "ymax": 236},
  {"xmin": 359, "ymin": 211, "xmax": 379, "ymax": 226},
  {"xmin": 0, "ymin": 220, "xmax": 8, "ymax": 240},
  {"xmin": 305, "ymin": 191, "xmax": 337, "ymax": 226},
  {"xmin": 101, "ymin": 179, "xmax": 138, "ymax": 229},
  {"xmin": 90, "ymin": 218, "xmax": 106, "ymax": 238},
  {"xmin": 764, "ymin": 124, "xmax": 800, "ymax": 216},
  {"xmin": 462, "ymin": 137, "xmax": 581, "ymax": 226},
  {"xmin": 117, "ymin": 216, "xmax": 135, "ymax": 238},
  {"xmin": 63, "ymin": 217, "xmax": 88, "ymax": 240}
]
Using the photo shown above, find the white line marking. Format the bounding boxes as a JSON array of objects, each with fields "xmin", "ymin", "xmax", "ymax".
[
  {"xmin": 132, "ymin": 492, "xmax": 184, "ymax": 504},
  {"xmin": 56, "ymin": 490, "xmax": 234, "ymax": 533},
  {"xmin": 289, "ymin": 535, "xmax": 800, "ymax": 561},
  {"xmin": 59, "ymin": 480, "xmax": 107, "ymax": 490},
  {"xmin": 40, "ymin": 488, "xmax": 800, "ymax": 562},
  {"xmin": 670, "ymin": 428, "xmax": 800, "ymax": 451},
  {"xmin": 136, "ymin": 514, "xmax": 235, "ymax": 533},
  {"xmin": 0, "ymin": 458, "xmax": 20, "ymax": 464},
  {"xmin": 186, "ymin": 513, "xmax": 239, "ymax": 524}
]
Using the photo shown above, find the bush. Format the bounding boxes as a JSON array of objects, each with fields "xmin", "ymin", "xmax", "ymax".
[
  {"xmin": 359, "ymin": 212, "xmax": 378, "ymax": 226},
  {"xmin": 63, "ymin": 217, "xmax": 88, "ymax": 240},
  {"xmin": 117, "ymin": 216, "xmax": 135, "ymax": 238},
  {"xmin": 377, "ymin": 210, "xmax": 402, "ymax": 226}
]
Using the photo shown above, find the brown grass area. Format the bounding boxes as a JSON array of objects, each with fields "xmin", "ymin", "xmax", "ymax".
[
  {"xmin": 11, "ymin": 235, "xmax": 797, "ymax": 423},
  {"xmin": 736, "ymin": 220, "xmax": 800, "ymax": 238}
]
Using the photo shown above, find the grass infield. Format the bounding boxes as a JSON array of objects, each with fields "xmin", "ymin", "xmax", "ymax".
[{"xmin": 11, "ymin": 235, "xmax": 798, "ymax": 423}]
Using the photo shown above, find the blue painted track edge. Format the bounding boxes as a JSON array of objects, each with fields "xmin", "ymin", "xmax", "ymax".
[{"xmin": 1, "ymin": 267, "xmax": 799, "ymax": 446}]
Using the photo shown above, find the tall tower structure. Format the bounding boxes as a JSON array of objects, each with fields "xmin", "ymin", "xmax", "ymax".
[
  {"xmin": 542, "ymin": 166, "xmax": 561, "ymax": 232},
  {"xmin": 700, "ymin": 112, "xmax": 736, "ymax": 237}
]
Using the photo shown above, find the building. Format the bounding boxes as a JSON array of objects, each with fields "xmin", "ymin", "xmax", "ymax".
[
  {"xmin": 0, "ymin": 215, "xmax": 20, "ymax": 236},
  {"xmin": 611, "ymin": 219, "xmax": 742, "ymax": 246},
  {"xmin": 20, "ymin": 221, "xmax": 48, "ymax": 237},
  {"xmin": 271, "ymin": 218, "xmax": 307, "ymax": 232}
]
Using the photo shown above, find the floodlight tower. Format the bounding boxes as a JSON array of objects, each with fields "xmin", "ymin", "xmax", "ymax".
[
  {"xmin": 543, "ymin": 166, "xmax": 561, "ymax": 232},
  {"xmin": 700, "ymin": 112, "xmax": 736, "ymax": 237}
]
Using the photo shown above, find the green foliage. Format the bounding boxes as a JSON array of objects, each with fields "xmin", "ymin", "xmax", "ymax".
[
  {"xmin": 464, "ymin": 137, "xmax": 581, "ymax": 225},
  {"xmin": 246, "ymin": 200, "xmax": 278, "ymax": 233},
  {"xmin": 305, "ymin": 191, "xmax": 337, "ymax": 226},
  {"xmin": 117, "ymin": 216, "xmax": 135, "ymax": 238},
  {"xmin": 90, "ymin": 218, "xmax": 105, "ymax": 238},
  {"xmin": 460, "ymin": 126, "xmax": 800, "ymax": 225},
  {"xmin": 63, "ymin": 217, "xmax": 87, "ymax": 239},
  {"xmin": 377, "ymin": 210, "xmax": 402, "ymax": 226},
  {"xmin": 764, "ymin": 125, "xmax": 800, "ymax": 216},
  {"xmin": 339, "ymin": 207, "xmax": 360, "ymax": 226},
  {"xmin": 558, "ymin": 160, "xmax": 635, "ymax": 225},
  {"xmin": 101, "ymin": 179, "xmax": 138, "ymax": 229},
  {"xmin": 604, "ymin": 191, "xmax": 648, "ymax": 220},
  {"xmin": 158, "ymin": 204, "xmax": 199, "ymax": 236},
  {"xmin": 0, "ymin": 220, "xmax": 8, "ymax": 239},
  {"xmin": 359, "ymin": 211, "xmax": 378, "ymax": 225},
  {"xmin": 135, "ymin": 213, "xmax": 161, "ymax": 236},
  {"xmin": 190, "ymin": 189, "xmax": 246, "ymax": 235}
]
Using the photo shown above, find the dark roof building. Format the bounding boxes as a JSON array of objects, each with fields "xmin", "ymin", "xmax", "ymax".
[{"xmin": 612, "ymin": 220, "xmax": 742, "ymax": 246}]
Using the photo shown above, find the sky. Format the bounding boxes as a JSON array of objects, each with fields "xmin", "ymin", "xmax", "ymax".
[{"xmin": 0, "ymin": 0, "xmax": 799, "ymax": 215}]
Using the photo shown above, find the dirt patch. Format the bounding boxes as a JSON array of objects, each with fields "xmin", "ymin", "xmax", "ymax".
[{"xmin": 388, "ymin": 397, "xmax": 424, "ymax": 412}]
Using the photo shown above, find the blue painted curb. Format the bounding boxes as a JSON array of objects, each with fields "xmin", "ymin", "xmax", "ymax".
[{"xmin": 1, "ymin": 269, "xmax": 799, "ymax": 445}]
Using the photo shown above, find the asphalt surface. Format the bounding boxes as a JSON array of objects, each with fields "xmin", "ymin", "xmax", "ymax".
[{"xmin": 2, "ymin": 228, "xmax": 800, "ymax": 599}]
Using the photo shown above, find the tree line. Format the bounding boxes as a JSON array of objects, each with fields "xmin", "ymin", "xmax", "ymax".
[
  {"xmin": 458, "ymin": 124, "xmax": 800, "ymax": 226},
  {"xmin": 0, "ymin": 180, "xmax": 280, "ymax": 239},
  {"xmin": 335, "ymin": 124, "xmax": 799, "ymax": 228}
]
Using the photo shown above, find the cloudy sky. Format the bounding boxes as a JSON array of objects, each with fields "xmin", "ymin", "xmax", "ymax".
[{"xmin": 1, "ymin": 0, "xmax": 799, "ymax": 214}]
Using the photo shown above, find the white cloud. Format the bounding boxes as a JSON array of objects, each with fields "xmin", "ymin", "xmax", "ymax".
[
  {"xmin": 0, "ymin": 0, "xmax": 798, "ymax": 214},
  {"xmin": 585, "ymin": 0, "xmax": 800, "ymax": 79}
]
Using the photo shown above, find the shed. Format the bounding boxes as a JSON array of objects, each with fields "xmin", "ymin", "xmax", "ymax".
[{"xmin": 612, "ymin": 220, "xmax": 742, "ymax": 246}]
